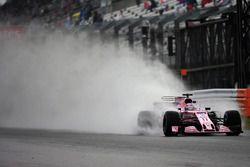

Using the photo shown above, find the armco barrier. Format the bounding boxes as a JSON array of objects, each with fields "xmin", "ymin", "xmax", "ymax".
[{"xmin": 187, "ymin": 89, "xmax": 250, "ymax": 129}]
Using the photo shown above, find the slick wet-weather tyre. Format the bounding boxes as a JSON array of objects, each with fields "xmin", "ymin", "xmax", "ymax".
[{"xmin": 163, "ymin": 111, "xmax": 180, "ymax": 136}]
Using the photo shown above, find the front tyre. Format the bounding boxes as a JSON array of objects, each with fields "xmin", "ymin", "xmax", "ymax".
[
  {"xmin": 224, "ymin": 110, "xmax": 242, "ymax": 136},
  {"xmin": 208, "ymin": 111, "xmax": 218, "ymax": 130},
  {"xmin": 163, "ymin": 111, "xmax": 180, "ymax": 136}
]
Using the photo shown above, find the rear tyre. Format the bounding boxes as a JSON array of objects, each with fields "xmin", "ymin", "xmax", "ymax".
[
  {"xmin": 163, "ymin": 111, "xmax": 180, "ymax": 136},
  {"xmin": 224, "ymin": 110, "xmax": 242, "ymax": 136}
]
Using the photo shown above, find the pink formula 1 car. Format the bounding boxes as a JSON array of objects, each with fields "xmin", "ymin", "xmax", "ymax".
[{"xmin": 137, "ymin": 94, "xmax": 243, "ymax": 136}]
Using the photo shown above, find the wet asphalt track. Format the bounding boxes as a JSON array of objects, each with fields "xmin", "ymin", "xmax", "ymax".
[{"xmin": 0, "ymin": 128, "xmax": 250, "ymax": 167}]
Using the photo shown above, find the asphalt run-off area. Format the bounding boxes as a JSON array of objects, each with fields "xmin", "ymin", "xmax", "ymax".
[{"xmin": 0, "ymin": 128, "xmax": 250, "ymax": 167}]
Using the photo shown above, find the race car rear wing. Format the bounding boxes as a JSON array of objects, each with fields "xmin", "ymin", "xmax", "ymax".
[
  {"xmin": 161, "ymin": 96, "xmax": 176, "ymax": 102},
  {"xmin": 161, "ymin": 96, "xmax": 186, "ymax": 104}
]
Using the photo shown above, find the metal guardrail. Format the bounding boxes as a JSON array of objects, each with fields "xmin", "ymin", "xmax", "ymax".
[
  {"xmin": 187, "ymin": 89, "xmax": 250, "ymax": 117},
  {"xmin": 189, "ymin": 89, "xmax": 237, "ymax": 99}
]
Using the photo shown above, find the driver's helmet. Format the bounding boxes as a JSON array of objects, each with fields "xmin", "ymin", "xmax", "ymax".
[{"xmin": 186, "ymin": 103, "xmax": 194, "ymax": 110}]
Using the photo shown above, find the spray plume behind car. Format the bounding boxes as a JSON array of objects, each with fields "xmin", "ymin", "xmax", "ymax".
[{"xmin": 0, "ymin": 28, "xmax": 185, "ymax": 134}]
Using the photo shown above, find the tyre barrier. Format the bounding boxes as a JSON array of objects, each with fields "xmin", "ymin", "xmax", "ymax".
[{"xmin": 237, "ymin": 89, "xmax": 250, "ymax": 129}]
